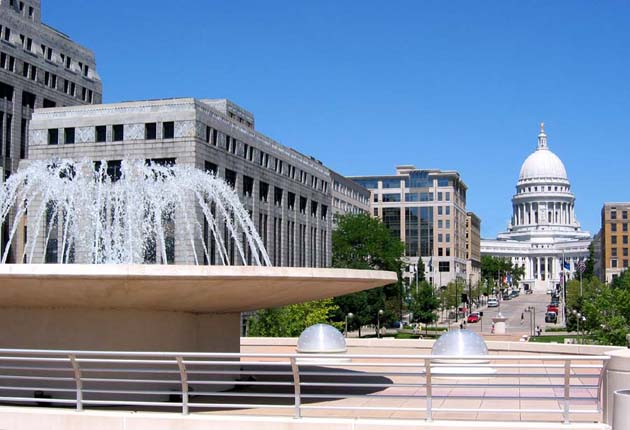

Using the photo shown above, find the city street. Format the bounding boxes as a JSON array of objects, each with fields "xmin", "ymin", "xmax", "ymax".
[{"xmin": 463, "ymin": 291, "xmax": 561, "ymax": 336}]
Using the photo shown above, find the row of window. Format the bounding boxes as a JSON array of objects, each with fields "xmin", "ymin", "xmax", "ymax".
[
  {"xmin": 202, "ymin": 124, "xmax": 329, "ymax": 194},
  {"xmin": 610, "ymin": 248, "xmax": 629, "ymax": 258},
  {"xmin": 610, "ymin": 223, "xmax": 629, "ymax": 232},
  {"xmin": 205, "ymin": 161, "xmax": 329, "ymax": 220},
  {"xmin": 4, "ymin": 0, "xmax": 35, "ymax": 20},
  {"xmin": 0, "ymin": 21, "xmax": 91, "ymax": 78},
  {"xmin": 610, "ymin": 259, "xmax": 629, "ymax": 269},
  {"xmin": 609, "ymin": 210, "xmax": 629, "ymax": 220},
  {"xmin": 518, "ymin": 185, "xmax": 569, "ymax": 194},
  {"xmin": 610, "ymin": 235, "xmax": 629, "ymax": 245},
  {"xmin": 355, "ymin": 177, "xmax": 452, "ymax": 190},
  {"xmin": 0, "ymin": 49, "xmax": 94, "ymax": 103},
  {"xmin": 332, "ymin": 180, "xmax": 369, "ymax": 205},
  {"xmin": 377, "ymin": 191, "xmax": 452, "ymax": 203}
]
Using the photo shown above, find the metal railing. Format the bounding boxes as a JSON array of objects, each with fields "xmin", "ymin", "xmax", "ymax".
[{"xmin": 0, "ymin": 349, "xmax": 609, "ymax": 423}]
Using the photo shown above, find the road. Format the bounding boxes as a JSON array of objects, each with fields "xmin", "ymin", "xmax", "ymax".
[{"xmin": 462, "ymin": 291, "xmax": 561, "ymax": 335}]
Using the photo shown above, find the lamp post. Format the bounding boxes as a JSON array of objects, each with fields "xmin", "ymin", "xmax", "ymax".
[
  {"xmin": 572, "ymin": 309, "xmax": 584, "ymax": 344},
  {"xmin": 524, "ymin": 306, "xmax": 535, "ymax": 336},
  {"xmin": 344, "ymin": 312, "xmax": 354, "ymax": 338},
  {"xmin": 455, "ymin": 277, "xmax": 459, "ymax": 323},
  {"xmin": 377, "ymin": 309, "xmax": 384, "ymax": 338}
]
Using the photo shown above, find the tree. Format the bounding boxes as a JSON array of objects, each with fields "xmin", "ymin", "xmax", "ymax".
[
  {"xmin": 248, "ymin": 299, "xmax": 341, "ymax": 337},
  {"xmin": 480, "ymin": 255, "xmax": 525, "ymax": 290},
  {"xmin": 583, "ymin": 242, "xmax": 596, "ymax": 280},
  {"xmin": 332, "ymin": 213, "xmax": 405, "ymax": 335},
  {"xmin": 408, "ymin": 280, "xmax": 439, "ymax": 324}
]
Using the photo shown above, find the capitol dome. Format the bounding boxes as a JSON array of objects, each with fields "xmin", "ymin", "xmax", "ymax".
[{"xmin": 518, "ymin": 124, "xmax": 567, "ymax": 181}]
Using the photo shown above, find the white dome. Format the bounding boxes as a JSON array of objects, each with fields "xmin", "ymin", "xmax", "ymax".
[
  {"xmin": 296, "ymin": 324, "xmax": 347, "ymax": 353},
  {"xmin": 431, "ymin": 329, "xmax": 488, "ymax": 357},
  {"xmin": 519, "ymin": 148, "xmax": 567, "ymax": 181}
]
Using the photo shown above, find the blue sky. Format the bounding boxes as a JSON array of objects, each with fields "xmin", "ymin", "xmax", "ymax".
[{"xmin": 44, "ymin": 1, "xmax": 630, "ymax": 237}]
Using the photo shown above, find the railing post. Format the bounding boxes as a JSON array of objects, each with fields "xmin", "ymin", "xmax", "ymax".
[
  {"xmin": 176, "ymin": 356, "xmax": 189, "ymax": 415},
  {"xmin": 424, "ymin": 358, "xmax": 433, "ymax": 422},
  {"xmin": 563, "ymin": 359, "xmax": 571, "ymax": 424},
  {"xmin": 68, "ymin": 354, "xmax": 83, "ymax": 412},
  {"xmin": 289, "ymin": 357, "xmax": 301, "ymax": 419}
]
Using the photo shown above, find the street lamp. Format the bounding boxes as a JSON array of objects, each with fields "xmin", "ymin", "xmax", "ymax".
[
  {"xmin": 344, "ymin": 312, "xmax": 354, "ymax": 338},
  {"xmin": 571, "ymin": 310, "xmax": 586, "ymax": 344},
  {"xmin": 377, "ymin": 309, "xmax": 384, "ymax": 338}
]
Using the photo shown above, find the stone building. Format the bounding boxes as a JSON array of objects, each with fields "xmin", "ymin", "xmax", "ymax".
[
  {"xmin": 0, "ymin": 0, "xmax": 102, "ymax": 260},
  {"xmin": 600, "ymin": 203, "xmax": 630, "ymax": 282},
  {"xmin": 25, "ymin": 98, "xmax": 332, "ymax": 267},
  {"xmin": 330, "ymin": 169, "xmax": 370, "ymax": 224},
  {"xmin": 481, "ymin": 124, "xmax": 591, "ymax": 292},
  {"xmin": 466, "ymin": 212, "xmax": 481, "ymax": 285},
  {"xmin": 351, "ymin": 165, "xmax": 469, "ymax": 286}
]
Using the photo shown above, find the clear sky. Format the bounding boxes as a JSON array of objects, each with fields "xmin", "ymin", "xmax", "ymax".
[{"xmin": 44, "ymin": 0, "xmax": 630, "ymax": 238}]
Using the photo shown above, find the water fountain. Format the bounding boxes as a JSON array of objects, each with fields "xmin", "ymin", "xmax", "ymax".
[{"xmin": 0, "ymin": 159, "xmax": 396, "ymax": 352}]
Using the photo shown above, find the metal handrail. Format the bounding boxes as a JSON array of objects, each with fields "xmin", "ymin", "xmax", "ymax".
[{"xmin": 0, "ymin": 348, "xmax": 609, "ymax": 423}]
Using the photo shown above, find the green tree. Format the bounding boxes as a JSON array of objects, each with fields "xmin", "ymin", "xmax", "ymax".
[
  {"xmin": 408, "ymin": 280, "xmax": 439, "ymax": 324},
  {"xmin": 583, "ymin": 242, "xmax": 596, "ymax": 280},
  {"xmin": 480, "ymin": 255, "xmax": 525, "ymax": 291},
  {"xmin": 248, "ymin": 299, "xmax": 341, "ymax": 337},
  {"xmin": 332, "ymin": 213, "xmax": 405, "ymax": 335}
]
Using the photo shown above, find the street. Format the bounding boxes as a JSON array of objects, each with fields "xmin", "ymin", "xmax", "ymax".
[{"xmin": 462, "ymin": 291, "xmax": 559, "ymax": 335}]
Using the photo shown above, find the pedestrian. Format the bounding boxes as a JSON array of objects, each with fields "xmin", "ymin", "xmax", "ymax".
[
  {"xmin": 459, "ymin": 322, "xmax": 463, "ymax": 330},
  {"xmin": 491, "ymin": 322, "xmax": 495, "ymax": 334},
  {"xmin": 535, "ymin": 325, "xmax": 541, "ymax": 336},
  {"xmin": 521, "ymin": 312, "xmax": 524, "ymax": 325}
]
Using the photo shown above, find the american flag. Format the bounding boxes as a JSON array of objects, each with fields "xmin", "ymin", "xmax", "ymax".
[{"xmin": 576, "ymin": 259, "xmax": 586, "ymax": 273}]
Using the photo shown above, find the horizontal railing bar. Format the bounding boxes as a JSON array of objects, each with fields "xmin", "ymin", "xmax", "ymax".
[
  {"xmin": 189, "ymin": 391, "xmax": 296, "ymax": 398},
  {"xmin": 0, "ymin": 375, "xmax": 74, "ymax": 382},
  {"xmin": 82, "ymin": 400, "xmax": 181, "ymax": 407},
  {"xmin": 0, "ymin": 396, "xmax": 76, "ymax": 404},
  {"xmin": 188, "ymin": 380, "xmax": 293, "ymax": 386},
  {"xmin": 81, "ymin": 378, "xmax": 180, "ymax": 384},
  {"xmin": 0, "ymin": 386, "xmax": 76, "ymax": 393},
  {"xmin": 0, "ymin": 349, "xmax": 610, "ymax": 361},
  {"xmin": 188, "ymin": 402, "xmax": 290, "ymax": 409},
  {"xmin": 0, "ymin": 366, "xmax": 73, "ymax": 372},
  {"xmin": 81, "ymin": 368, "xmax": 181, "ymax": 374}
]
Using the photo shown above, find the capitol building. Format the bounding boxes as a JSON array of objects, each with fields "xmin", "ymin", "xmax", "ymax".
[{"xmin": 481, "ymin": 124, "xmax": 591, "ymax": 292}]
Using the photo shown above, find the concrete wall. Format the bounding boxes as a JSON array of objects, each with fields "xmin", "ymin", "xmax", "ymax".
[{"xmin": 0, "ymin": 308, "xmax": 240, "ymax": 352}]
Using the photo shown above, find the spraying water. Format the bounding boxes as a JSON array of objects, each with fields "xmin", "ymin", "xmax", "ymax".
[{"xmin": 0, "ymin": 159, "xmax": 271, "ymax": 266}]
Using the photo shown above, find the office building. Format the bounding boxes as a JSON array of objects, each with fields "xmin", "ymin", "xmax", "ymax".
[
  {"xmin": 0, "ymin": 0, "xmax": 102, "ymax": 261},
  {"xmin": 466, "ymin": 212, "xmax": 481, "ymax": 286},
  {"xmin": 600, "ymin": 203, "xmax": 630, "ymax": 282},
  {"xmin": 351, "ymin": 165, "xmax": 469, "ymax": 286},
  {"xmin": 25, "ymin": 98, "xmax": 332, "ymax": 267}
]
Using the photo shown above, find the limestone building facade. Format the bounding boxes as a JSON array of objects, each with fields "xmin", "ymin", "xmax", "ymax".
[
  {"xmin": 600, "ymin": 203, "xmax": 630, "ymax": 282},
  {"xmin": 481, "ymin": 125, "xmax": 591, "ymax": 292},
  {"xmin": 330, "ymin": 170, "xmax": 370, "ymax": 224},
  {"xmin": 25, "ymin": 98, "xmax": 332, "ymax": 267},
  {"xmin": 466, "ymin": 212, "xmax": 481, "ymax": 285},
  {"xmin": 0, "ymin": 0, "xmax": 102, "ymax": 262},
  {"xmin": 351, "ymin": 165, "xmax": 469, "ymax": 286}
]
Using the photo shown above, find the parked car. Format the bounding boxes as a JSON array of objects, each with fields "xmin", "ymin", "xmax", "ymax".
[
  {"xmin": 487, "ymin": 298, "xmax": 499, "ymax": 307},
  {"xmin": 547, "ymin": 304, "xmax": 559, "ymax": 313},
  {"xmin": 546, "ymin": 289, "xmax": 553, "ymax": 295},
  {"xmin": 545, "ymin": 311, "xmax": 558, "ymax": 323},
  {"xmin": 550, "ymin": 298, "xmax": 559, "ymax": 306},
  {"xmin": 467, "ymin": 312, "xmax": 480, "ymax": 323},
  {"xmin": 502, "ymin": 293, "xmax": 511, "ymax": 301}
]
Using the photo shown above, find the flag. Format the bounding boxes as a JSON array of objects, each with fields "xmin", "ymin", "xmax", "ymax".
[
  {"xmin": 576, "ymin": 258, "xmax": 586, "ymax": 273},
  {"xmin": 507, "ymin": 273, "xmax": 512, "ymax": 285},
  {"xmin": 563, "ymin": 260, "xmax": 571, "ymax": 270},
  {"xmin": 428, "ymin": 256, "xmax": 433, "ymax": 271}
]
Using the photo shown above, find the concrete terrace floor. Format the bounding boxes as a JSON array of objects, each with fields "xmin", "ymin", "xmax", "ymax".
[{"xmin": 208, "ymin": 341, "xmax": 606, "ymax": 424}]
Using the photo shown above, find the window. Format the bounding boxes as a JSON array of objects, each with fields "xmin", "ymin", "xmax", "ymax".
[
  {"xmin": 64, "ymin": 128, "xmax": 75, "ymax": 144},
  {"xmin": 287, "ymin": 192, "xmax": 296, "ymax": 210},
  {"xmin": 242, "ymin": 175, "xmax": 253, "ymax": 197},
  {"xmin": 445, "ymin": 192, "xmax": 451, "ymax": 201},
  {"xmin": 439, "ymin": 261, "xmax": 450, "ymax": 272},
  {"xmin": 112, "ymin": 124, "xmax": 124, "ymax": 141},
  {"xmin": 437, "ymin": 178, "xmax": 449, "ymax": 187},
  {"xmin": 611, "ymin": 211, "xmax": 617, "ymax": 220},
  {"xmin": 48, "ymin": 129, "xmax": 58, "ymax": 145},
  {"xmin": 612, "ymin": 248, "xmax": 617, "ymax": 257},
  {"xmin": 311, "ymin": 201, "xmax": 318, "ymax": 217},
  {"xmin": 611, "ymin": 259, "xmax": 618, "ymax": 268},
  {"xmin": 445, "ymin": 248, "xmax": 451, "ymax": 256},
  {"xmin": 437, "ymin": 192, "xmax": 443, "ymax": 201},
  {"xmin": 438, "ymin": 220, "xmax": 443, "ymax": 228},
  {"xmin": 162, "ymin": 121, "xmax": 174, "ymax": 139},
  {"xmin": 259, "ymin": 181, "xmax": 269, "ymax": 202},
  {"xmin": 445, "ymin": 234, "xmax": 450, "ymax": 243},
  {"xmin": 299, "ymin": 196, "xmax": 307, "ymax": 214},
  {"xmin": 438, "ymin": 207, "xmax": 443, "ymax": 215},
  {"xmin": 95, "ymin": 126, "xmax": 106, "ymax": 143},
  {"xmin": 382, "ymin": 178, "xmax": 401, "ymax": 188},
  {"xmin": 145, "ymin": 123, "xmax": 156, "ymax": 140},
  {"xmin": 445, "ymin": 206, "xmax": 451, "ymax": 215},
  {"xmin": 224, "ymin": 169, "xmax": 236, "ymax": 188},
  {"xmin": 612, "ymin": 236, "xmax": 617, "ymax": 245},
  {"xmin": 204, "ymin": 161, "xmax": 217, "ymax": 175},
  {"xmin": 274, "ymin": 187, "xmax": 283, "ymax": 206},
  {"xmin": 624, "ymin": 223, "xmax": 628, "ymax": 232},
  {"xmin": 438, "ymin": 234, "xmax": 443, "ymax": 242},
  {"xmin": 624, "ymin": 236, "xmax": 629, "ymax": 245},
  {"xmin": 438, "ymin": 248, "xmax": 443, "ymax": 256},
  {"xmin": 612, "ymin": 223, "xmax": 617, "ymax": 232},
  {"xmin": 382, "ymin": 193, "xmax": 401, "ymax": 202},
  {"xmin": 624, "ymin": 248, "xmax": 628, "ymax": 257},
  {"xmin": 623, "ymin": 211, "xmax": 628, "ymax": 220}
]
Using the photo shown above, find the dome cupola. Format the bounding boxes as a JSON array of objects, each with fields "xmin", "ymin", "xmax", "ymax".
[{"xmin": 518, "ymin": 123, "xmax": 568, "ymax": 181}]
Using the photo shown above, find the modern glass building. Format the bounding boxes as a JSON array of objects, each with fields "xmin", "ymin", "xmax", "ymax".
[{"xmin": 351, "ymin": 165, "xmax": 469, "ymax": 286}]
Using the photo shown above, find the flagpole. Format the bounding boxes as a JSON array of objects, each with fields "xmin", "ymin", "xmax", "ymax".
[{"xmin": 562, "ymin": 251, "xmax": 566, "ymax": 326}]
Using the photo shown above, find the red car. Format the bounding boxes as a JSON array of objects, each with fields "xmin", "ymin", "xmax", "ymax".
[
  {"xmin": 467, "ymin": 312, "xmax": 480, "ymax": 323},
  {"xmin": 547, "ymin": 304, "xmax": 559, "ymax": 313}
]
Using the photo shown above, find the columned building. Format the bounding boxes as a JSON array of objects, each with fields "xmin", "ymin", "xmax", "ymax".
[
  {"xmin": 481, "ymin": 124, "xmax": 591, "ymax": 292},
  {"xmin": 466, "ymin": 212, "xmax": 481, "ymax": 286}
]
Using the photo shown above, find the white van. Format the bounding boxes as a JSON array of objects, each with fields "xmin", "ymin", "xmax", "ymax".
[{"xmin": 487, "ymin": 298, "xmax": 499, "ymax": 307}]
